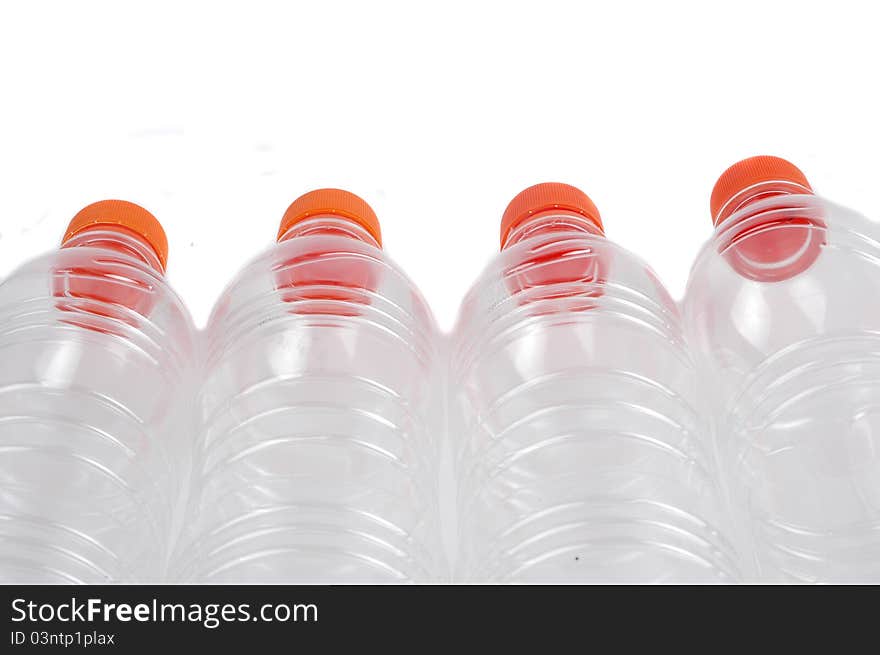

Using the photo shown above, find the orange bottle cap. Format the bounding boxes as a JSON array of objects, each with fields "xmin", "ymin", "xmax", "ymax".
[
  {"xmin": 500, "ymin": 183, "xmax": 603, "ymax": 248},
  {"xmin": 710, "ymin": 156, "xmax": 812, "ymax": 224},
  {"xmin": 278, "ymin": 189, "xmax": 382, "ymax": 247},
  {"xmin": 62, "ymin": 200, "xmax": 169, "ymax": 271}
]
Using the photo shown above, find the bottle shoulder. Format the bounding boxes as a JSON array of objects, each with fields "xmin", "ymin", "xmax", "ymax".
[
  {"xmin": 0, "ymin": 245, "xmax": 196, "ymax": 361},
  {"xmin": 684, "ymin": 194, "xmax": 880, "ymax": 383},
  {"xmin": 203, "ymin": 234, "xmax": 440, "ymax": 366}
]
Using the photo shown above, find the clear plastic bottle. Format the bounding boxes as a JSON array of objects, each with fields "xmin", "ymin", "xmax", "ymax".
[
  {"xmin": 0, "ymin": 200, "xmax": 197, "ymax": 583},
  {"xmin": 684, "ymin": 156, "xmax": 880, "ymax": 582},
  {"xmin": 177, "ymin": 189, "xmax": 443, "ymax": 583},
  {"xmin": 450, "ymin": 183, "xmax": 739, "ymax": 582}
]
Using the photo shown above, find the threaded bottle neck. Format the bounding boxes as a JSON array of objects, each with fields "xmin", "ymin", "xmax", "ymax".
[
  {"xmin": 61, "ymin": 226, "xmax": 165, "ymax": 274},
  {"xmin": 278, "ymin": 215, "xmax": 381, "ymax": 248},
  {"xmin": 502, "ymin": 211, "xmax": 604, "ymax": 249},
  {"xmin": 713, "ymin": 180, "xmax": 813, "ymax": 227}
]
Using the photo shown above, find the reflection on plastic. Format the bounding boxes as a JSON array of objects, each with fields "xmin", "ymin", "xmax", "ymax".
[
  {"xmin": 500, "ymin": 183, "xmax": 607, "ymax": 312},
  {"xmin": 711, "ymin": 157, "xmax": 825, "ymax": 283},
  {"xmin": 503, "ymin": 226, "xmax": 608, "ymax": 313},
  {"xmin": 53, "ymin": 201, "xmax": 168, "ymax": 332},
  {"xmin": 274, "ymin": 190, "xmax": 383, "ymax": 317},
  {"xmin": 717, "ymin": 192, "xmax": 826, "ymax": 283}
]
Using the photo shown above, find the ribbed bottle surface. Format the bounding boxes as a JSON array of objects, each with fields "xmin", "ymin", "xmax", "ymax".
[
  {"xmin": 177, "ymin": 234, "xmax": 443, "ymax": 583},
  {"xmin": 0, "ymin": 242, "xmax": 196, "ymax": 583},
  {"xmin": 451, "ymin": 231, "xmax": 739, "ymax": 582},
  {"xmin": 684, "ymin": 195, "xmax": 880, "ymax": 582}
]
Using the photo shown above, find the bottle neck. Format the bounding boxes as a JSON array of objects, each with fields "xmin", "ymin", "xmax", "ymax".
[
  {"xmin": 712, "ymin": 180, "xmax": 824, "ymax": 283},
  {"xmin": 278, "ymin": 215, "xmax": 380, "ymax": 248},
  {"xmin": 502, "ymin": 211, "xmax": 604, "ymax": 249},
  {"xmin": 62, "ymin": 226, "xmax": 165, "ymax": 274},
  {"xmin": 713, "ymin": 180, "xmax": 813, "ymax": 226}
]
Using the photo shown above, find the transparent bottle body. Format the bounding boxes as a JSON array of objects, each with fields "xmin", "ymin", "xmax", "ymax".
[
  {"xmin": 684, "ymin": 195, "xmax": 880, "ymax": 582},
  {"xmin": 0, "ymin": 231, "xmax": 197, "ymax": 583},
  {"xmin": 451, "ymin": 221, "xmax": 739, "ymax": 582},
  {"xmin": 177, "ymin": 228, "xmax": 443, "ymax": 583}
]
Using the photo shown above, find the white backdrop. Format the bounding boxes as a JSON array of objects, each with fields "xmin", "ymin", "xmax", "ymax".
[{"xmin": 1, "ymin": 0, "xmax": 878, "ymax": 331}]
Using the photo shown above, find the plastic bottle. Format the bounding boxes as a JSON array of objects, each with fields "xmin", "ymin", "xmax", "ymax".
[
  {"xmin": 0, "ymin": 200, "xmax": 197, "ymax": 582},
  {"xmin": 178, "ymin": 189, "xmax": 443, "ymax": 583},
  {"xmin": 684, "ymin": 156, "xmax": 880, "ymax": 582},
  {"xmin": 450, "ymin": 183, "xmax": 739, "ymax": 582}
]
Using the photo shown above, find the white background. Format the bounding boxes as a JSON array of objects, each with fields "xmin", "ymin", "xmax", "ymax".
[{"xmin": 1, "ymin": 0, "xmax": 878, "ymax": 331}]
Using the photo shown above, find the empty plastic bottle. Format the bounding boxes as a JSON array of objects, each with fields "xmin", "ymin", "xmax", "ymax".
[
  {"xmin": 450, "ymin": 183, "xmax": 739, "ymax": 582},
  {"xmin": 178, "ymin": 189, "xmax": 443, "ymax": 583},
  {"xmin": 683, "ymin": 156, "xmax": 880, "ymax": 582},
  {"xmin": 0, "ymin": 200, "xmax": 197, "ymax": 582}
]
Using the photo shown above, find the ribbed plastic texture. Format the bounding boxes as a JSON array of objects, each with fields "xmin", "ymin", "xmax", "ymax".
[
  {"xmin": 0, "ymin": 229, "xmax": 197, "ymax": 582},
  {"xmin": 451, "ymin": 219, "xmax": 740, "ymax": 582},
  {"xmin": 684, "ymin": 193, "xmax": 880, "ymax": 582},
  {"xmin": 176, "ymin": 227, "xmax": 443, "ymax": 582}
]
